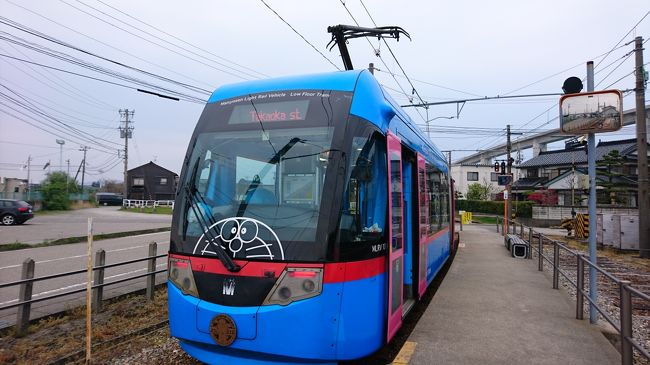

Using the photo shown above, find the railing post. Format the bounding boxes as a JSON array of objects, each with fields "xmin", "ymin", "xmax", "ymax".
[
  {"xmin": 538, "ymin": 234, "xmax": 543, "ymax": 272},
  {"xmin": 619, "ymin": 280, "xmax": 633, "ymax": 365},
  {"xmin": 146, "ymin": 242, "xmax": 157, "ymax": 301},
  {"xmin": 553, "ymin": 241, "xmax": 560, "ymax": 289},
  {"xmin": 92, "ymin": 249, "xmax": 106, "ymax": 313},
  {"xmin": 15, "ymin": 258, "xmax": 35, "ymax": 337},
  {"xmin": 526, "ymin": 227, "xmax": 533, "ymax": 260},
  {"xmin": 576, "ymin": 254, "xmax": 584, "ymax": 320}
]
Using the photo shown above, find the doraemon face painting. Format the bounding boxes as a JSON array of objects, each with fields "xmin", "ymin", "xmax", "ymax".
[{"xmin": 193, "ymin": 217, "xmax": 285, "ymax": 260}]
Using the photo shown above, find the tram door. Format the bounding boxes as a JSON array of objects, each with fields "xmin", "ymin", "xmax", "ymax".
[{"xmin": 386, "ymin": 132, "xmax": 403, "ymax": 343}]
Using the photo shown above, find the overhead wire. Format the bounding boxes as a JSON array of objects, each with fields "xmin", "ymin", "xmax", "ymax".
[
  {"xmin": 89, "ymin": 0, "xmax": 269, "ymax": 79},
  {"xmin": 57, "ymin": 0, "xmax": 256, "ymax": 81},
  {"xmin": 258, "ymin": 0, "xmax": 341, "ymax": 71},
  {"xmin": 338, "ymin": 0, "xmax": 426, "ymax": 122},
  {"xmin": 0, "ymin": 104, "xmax": 116, "ymax": 154},
  {"xmin": 0, "ymin": 26, "xmax": 211, "ymax": 100},
  {"xmin": 0, "ymin": 87, "xmax": 122, "ymax": 151},
  {"xmin": 0, "ymin": 53, "xmax": 207, "ymax": 103},
  {"xmin": 2, "ymin": 1, "xmax": 221, "ymax": 90},
  {"xmin": 0, "ymin": 42, "xmax": 116, "ymax": 111}
]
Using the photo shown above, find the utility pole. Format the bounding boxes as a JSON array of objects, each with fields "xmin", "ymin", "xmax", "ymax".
[
  {"xmin": 119, "ymin": 109, "xmax": 134, "ymax": 199},
  {"xmin": 586, "ymin": 61, "xmax": 598, "ymax": 323},
  {"xmin": 79, "ymin": 146, "xmax": 89, "ymax": 193},
  {"xmin": 634, "ymin": 36, "xmax": 649, "ymax": 258},
  {"xmin": 506, "ymin": 124, "xmax": 512, "ymax": 225},
  {"xmin": 26, "ymin": 155, "xmax": 32, "ymax": 201},
  {"xmin": 66, "ymin": 159, "xmax": 70, "ymax": 195}
]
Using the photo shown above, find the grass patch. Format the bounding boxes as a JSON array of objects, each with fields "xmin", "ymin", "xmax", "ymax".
[
  {"xmin": 0, "ymin": 227, "xmax": 171, "ymax": 252},
  {"xmin": 471, "ymin": 215, "xmax": 498, "ymax": 225},
  {"xmin": 0, "ymin": 287, "xmax": 170, "ymax": 364},
  {"xmin": 121, "ymin": 206, "xmax": 173, "ymax": 215},
  {"xmin": 0, "ymin": 242, "xmax": 31, "ymax": 252}
]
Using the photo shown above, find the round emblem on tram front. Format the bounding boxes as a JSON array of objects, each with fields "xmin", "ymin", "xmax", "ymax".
[{"xmin": 209, "ymin": 314, "xmax": 237, "ymax": 346}]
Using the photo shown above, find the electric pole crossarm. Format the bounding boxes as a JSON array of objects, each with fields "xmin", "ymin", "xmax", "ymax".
[{"xmin": 326, "ymin": 24, "xmax": 410, "ymax": 71}]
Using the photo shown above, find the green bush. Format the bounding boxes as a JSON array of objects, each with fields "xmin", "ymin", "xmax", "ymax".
[
  {"xmin": 41, "ymin": 172, "xmax": 79, "ymax": 210},
  {"xmin": 456, "ymin": 200, "xmax": 533, "ymax": 218}
]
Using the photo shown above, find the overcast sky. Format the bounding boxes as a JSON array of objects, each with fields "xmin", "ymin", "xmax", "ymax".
[{"xmin": 0, "ymin": 0, "xmax": 648, "ymax": 185}]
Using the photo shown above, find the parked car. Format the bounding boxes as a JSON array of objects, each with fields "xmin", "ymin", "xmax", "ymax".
[
  {"xmin": 0, "ymin": 199, "xmax": 34, "ymax": 225},
  {"xmin": 95, "ymin": 192, "xmax": 124, "ymax": 206}
]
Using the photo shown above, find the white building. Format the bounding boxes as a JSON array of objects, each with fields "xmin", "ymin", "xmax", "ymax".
[{"xmin": 450, "ymin": 163, "xmax": 520, "ymax": 199}]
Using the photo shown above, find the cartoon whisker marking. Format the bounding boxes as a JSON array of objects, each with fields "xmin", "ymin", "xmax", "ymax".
[{"xmin": 245, "ymin": 243, "xmax": 273, "ymax": 251}]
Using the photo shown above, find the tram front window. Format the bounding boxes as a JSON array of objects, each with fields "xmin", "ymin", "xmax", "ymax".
[{"xmin": 180, "ymin": 126, "xmax": 334, "ymax": 261}]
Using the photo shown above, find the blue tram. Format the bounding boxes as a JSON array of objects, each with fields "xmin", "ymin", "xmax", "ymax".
[{"xmin": 168, "ymin": 69, "xmax": 456, "ymax": 365}]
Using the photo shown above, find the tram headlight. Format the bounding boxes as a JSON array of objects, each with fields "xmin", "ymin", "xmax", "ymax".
[
  {"xmin": 262, "ymin": 268, "xmax": 323, "ymax": 306},
  {"xmin": 168, "ymin": 257, "xmax": 199, "ymax": 297}
]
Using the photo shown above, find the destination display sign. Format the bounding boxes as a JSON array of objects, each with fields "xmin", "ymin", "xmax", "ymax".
[
  {"xmin": 559, "ymin": 90, "xmax": 623, "ymax": 135},
  {"xmin": 228, "ymin": 99, "xmax": 310, "ymax": 124}
]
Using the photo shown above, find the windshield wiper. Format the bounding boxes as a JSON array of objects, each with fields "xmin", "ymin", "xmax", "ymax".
[{"xmin": 185, "ymin": 158, "xmax": 241, "ymax": 272}]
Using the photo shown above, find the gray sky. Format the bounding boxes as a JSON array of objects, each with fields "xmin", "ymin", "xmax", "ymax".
[{"xmin": 0, "ymin": 0, "xmax": 648, "ymax": 184}]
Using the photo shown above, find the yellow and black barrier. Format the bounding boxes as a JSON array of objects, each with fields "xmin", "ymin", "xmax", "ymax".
[{"xmin": 575, "ymin": 213, "xmax": 589, "ymax": 239}]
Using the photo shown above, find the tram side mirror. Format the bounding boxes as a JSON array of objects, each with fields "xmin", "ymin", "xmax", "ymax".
[{"xmin": 559, "ymin": 90, "xmax": 623, "ymax": 135}]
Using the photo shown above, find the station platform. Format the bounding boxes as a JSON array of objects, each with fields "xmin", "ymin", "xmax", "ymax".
[{"xmin": 404, "ymin": 223, "xmax": 620, "ymax": 365}]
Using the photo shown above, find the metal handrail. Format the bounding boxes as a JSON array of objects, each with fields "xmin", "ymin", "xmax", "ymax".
[
  {"xmin": 0, "ymin": 264, "xmax": 167, "ymax": 311},
  {"xmin": 497, "ymin": 216, "xmax": 649, "ymax": 364},
  {"xmin": 2, "ymin": 242, "xmax": 169, "ymax": 336},
  {"xmin": 0, "ymin": 253, "xmax": 167, "ymax": 289}
]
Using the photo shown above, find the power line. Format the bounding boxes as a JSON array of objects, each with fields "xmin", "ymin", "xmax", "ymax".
[
  {"xmin": 258, "ymin": 0, "xmax": 341, "ymax": 71},
  {"xmin": 0, "ymin": 41, "xmax": 116, "ymax": 111},
  {"xmin": 0, "ymin": 53, "xmax": 206, "ymax": 103},
  {"xmin": 0, "ymin": 86, "xmax": 121, "ymax": 149},
  {"xmin": 0, "ymin": 105, "xmax": 116, "ymax": 154},
  {"xmin": 0, "ymin": 22, "xmax": 212, "ymax": 98},
  {"xmin": 594, "ymin": 10, "xmax": 650, "ymax": 70},
  {"xmin": 56, "ymin": 0, "xmax": 256, "ymax": 81},
  {"xmin": 90, "ymin": 0, "xmax": 269, "ymax": 79},
  {"xmin": 0, "ymin": 81, "xmax": 116, "ymax": 129},
  {"xmin": 2, "ymin": 1, "xmax": 223, "ymax": 89}
]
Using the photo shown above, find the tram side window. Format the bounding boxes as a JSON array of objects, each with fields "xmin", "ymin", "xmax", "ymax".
[
  {"xmin": 425, "ymin": 163, "xmax": 442, "ymax": 235},
  {"xmin": 338, "ymin": 133, "xmax": 387, "ymax": 244},
  {"xmin": 418, "ymin": 166, "xmax": 428, "ymax": 237},
  {"xmin": 439, "ymin": 178, "xmax": 449, "ymax": 229}
]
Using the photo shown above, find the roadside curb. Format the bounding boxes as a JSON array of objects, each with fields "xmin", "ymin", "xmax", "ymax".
[{"xmin": 0, "ymin": 227, "xmax": 171, "ymax": 252}]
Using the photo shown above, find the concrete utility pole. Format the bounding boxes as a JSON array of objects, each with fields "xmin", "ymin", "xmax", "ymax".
[
  {"xmin": 66, "ymin": 159, "xmax": 70, "ymax": 195},
  {"xmin": 119, "ymin": 109, "xmax": 134, "ymax": 199},
  {"xmin": 79, "ymin": 146, "xmax": 89, "ymax": 193},
  {"xmin": 506, "ymin": 124, "xmax": 513, "ymax": 223},
  {"xmin": 26, "ymin": 155, "xmax": 31, "ymax": 201},
  {"xmin": 586, "ymin": 61, "xmax": 598, "ymax": 324},
  {"xmin": 634, "ymin": 36, "xmax": 649, "ymax": 258}
]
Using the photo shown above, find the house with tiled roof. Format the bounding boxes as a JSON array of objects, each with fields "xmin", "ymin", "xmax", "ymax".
[{"xmin": 513, "ymin": 139, "xmax": 648, "ymax": 207}]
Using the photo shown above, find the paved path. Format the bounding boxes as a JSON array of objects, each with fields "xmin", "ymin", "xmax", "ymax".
[
  {"xmin": 406, "ymin": 223, "xmax": 620, "ymax": 365},
  {"xmin": 0, "ymin": 206, "xmax": 171, "ymax": 245}
]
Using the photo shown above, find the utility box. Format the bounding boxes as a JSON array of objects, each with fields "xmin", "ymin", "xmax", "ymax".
[
  {"xmin": 620, "ymin": 215, "xmax": 639, "ymax": 250},
  {"xmin": 597, "ymin": 213, "xmax": 636, "ymax": 250}
]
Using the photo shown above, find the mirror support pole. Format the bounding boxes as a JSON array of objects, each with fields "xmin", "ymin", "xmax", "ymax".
[{"xmin": 586, "ymin": 61, "xmax": 598, "ymax": 324}]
